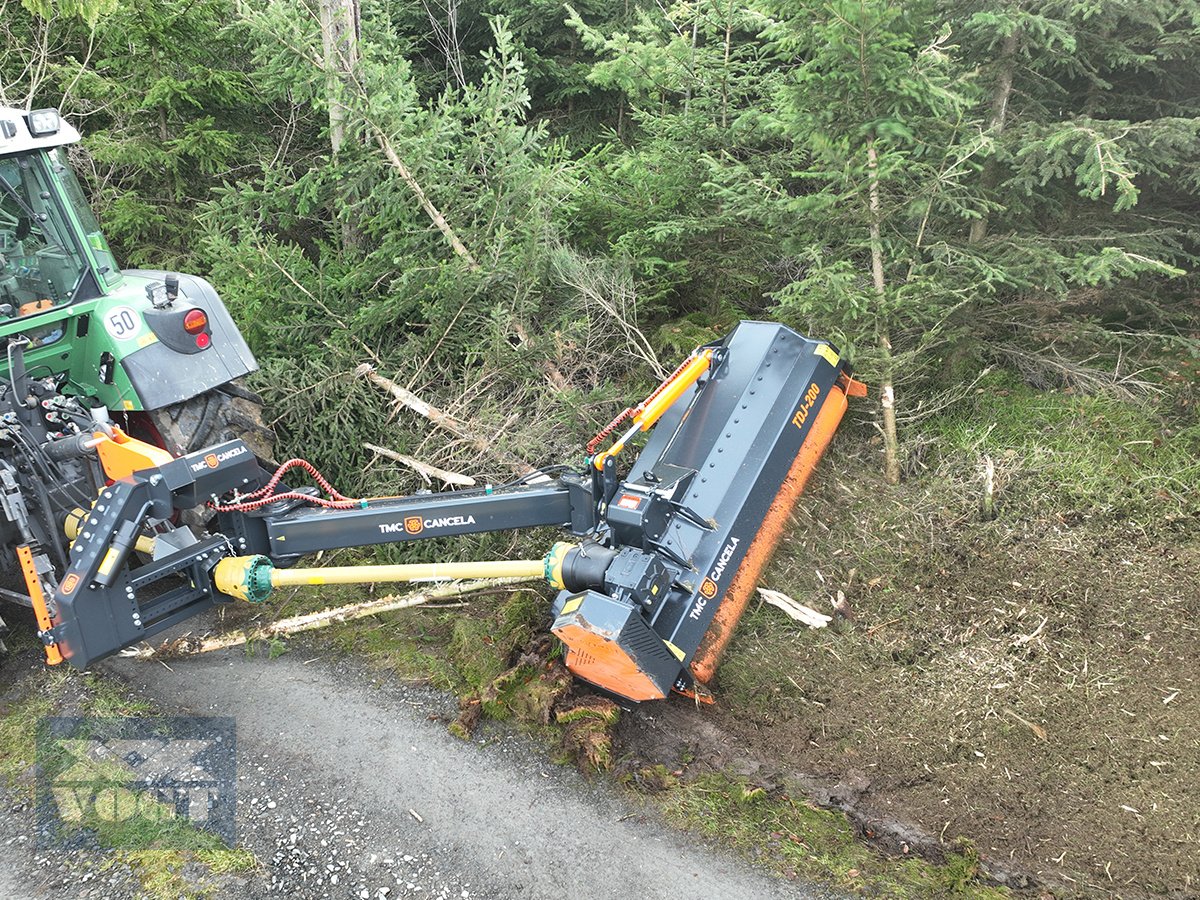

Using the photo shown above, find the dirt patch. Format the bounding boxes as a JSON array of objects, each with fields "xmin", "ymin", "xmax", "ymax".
[
  {"xmin": 637, "ymin": 398, "xmax": 1200, "ymax": 898},
  {"xmin": 94, "ymin": 373, "xmax": 1199, "ymax": 896}
]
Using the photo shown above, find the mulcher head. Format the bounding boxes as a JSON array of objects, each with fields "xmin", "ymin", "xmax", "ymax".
[
  {"xmin": 39, "ymin": 319, "xmax": 858, "ymax": 705},
  {"xmin": 551, "ymin": 321, "xmax": 862, "ymax": 701}
]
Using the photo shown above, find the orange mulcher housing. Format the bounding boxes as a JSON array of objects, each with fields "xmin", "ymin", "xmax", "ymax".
[{"xmin": 547, "ymin": 321, "xmax": 863, "ymax": 701}]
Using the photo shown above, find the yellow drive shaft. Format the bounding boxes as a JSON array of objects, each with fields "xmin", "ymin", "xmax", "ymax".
[{"xmin": 215, "ymin": 555, "xmax": 546, "ymax": 603}]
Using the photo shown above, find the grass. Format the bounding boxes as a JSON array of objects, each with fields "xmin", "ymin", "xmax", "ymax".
[
  {"xmin": 298, "ymin": 583, "xmax": 546, "ymax": 698},
  {"xmin": 0, "ymin": 664, "xmax": 256, "ymax": 900},
  {"xmin": 923, "ymin": 371, "xmax": 1200, "ymax": 524},
  {"xmin": 283, "ymin": 577, "xmax": 543, "ymax": 694},
  {"xmin": 659, "ymin": 773, "xmax": 1008, "ymax": 897}
]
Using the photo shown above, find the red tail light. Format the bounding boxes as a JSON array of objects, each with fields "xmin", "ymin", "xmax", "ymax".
[{"xmin": 183, "ymin": 309, "xmax": 208, "ymax": 334}]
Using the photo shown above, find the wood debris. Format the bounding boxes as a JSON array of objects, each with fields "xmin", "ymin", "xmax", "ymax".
[
  {"xmin": 830, "ymin": 589, "xmax": 855, "ymax": 620},
  {"xmin": 1003, "ymin": 707, "xmax": 1049, "ymax": 742},
  {"xmin": 1012, "ymin": 616, "xmax": 1048, "ymax": 647},
  {"xmin": 355, "ymin": 364, "xmax": 534, "ymax": 475},
  {"xmin": 758, "ymin": 588, "xmax": 833, "ymax": 629},
  {"xmin": 121, "ymin": 577, "xmax": 530, "ymax": 660},
  {"xmin": 363, "ymin": 442, "xmax": 476, "ymax": 487}
]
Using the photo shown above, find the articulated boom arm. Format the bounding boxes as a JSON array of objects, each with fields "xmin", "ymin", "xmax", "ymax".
[{"xmin": 37, "ymin": 322, "xmax": 862, "ymax": 704}]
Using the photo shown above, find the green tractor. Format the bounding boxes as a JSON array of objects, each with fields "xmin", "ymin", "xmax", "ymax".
[{"xmin": 0, "ymin": 106, "xmax": 272, "ymax": 652}]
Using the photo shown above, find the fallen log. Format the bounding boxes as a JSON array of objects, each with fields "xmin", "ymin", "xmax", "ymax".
[{"xmin": 120, "ymin": 577, "xmax": 531, "ymax": 660}]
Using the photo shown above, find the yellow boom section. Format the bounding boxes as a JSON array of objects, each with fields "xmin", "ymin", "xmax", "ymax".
[{"xmin": 593, "ymin": 348, "xmax": 714, "ymax": 470}]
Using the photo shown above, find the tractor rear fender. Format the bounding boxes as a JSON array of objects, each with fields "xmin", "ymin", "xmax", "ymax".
[{"xmin": 118, "ymin": 270, "xmax": 258, "ymax": 410}]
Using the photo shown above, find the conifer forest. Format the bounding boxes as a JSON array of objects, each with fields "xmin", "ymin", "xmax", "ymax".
[{"xmin": 2, "ymin": 1, "xmax": 1199, "ymax": 896}]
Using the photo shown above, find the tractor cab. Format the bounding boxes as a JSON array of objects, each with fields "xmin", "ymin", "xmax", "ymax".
[
  {"xmin": 0, "ymin": 108, "xmax": 119, "ymax": 326},
  {"xmin": 0, "ymin": 106, "xmax": 257, "ymax": 416}
]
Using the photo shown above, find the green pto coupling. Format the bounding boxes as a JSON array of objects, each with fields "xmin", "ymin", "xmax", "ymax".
[
  {"xmin": 215, "ymin": 554, "xmax": 275, "ymax": 602},
  {"xmin": 544, "ymin": 542, "xmax": 572, "ymax": 590}
]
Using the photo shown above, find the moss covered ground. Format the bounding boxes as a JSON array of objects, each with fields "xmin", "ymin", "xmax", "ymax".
[{"xmin": 659, "ymin": 772, "xmax": 1006, "ymax": 898}]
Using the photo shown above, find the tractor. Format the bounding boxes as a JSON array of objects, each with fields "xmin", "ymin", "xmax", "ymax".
[{"xmin": 0, "ymin": 106, "xmax": 272, "ymax": 652}]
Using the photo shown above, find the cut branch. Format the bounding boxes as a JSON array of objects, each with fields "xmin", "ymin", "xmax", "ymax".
[
  {"xmin": 121, "ymin": 577, "xmax": 528, "ymax": 659},
  {"xmin": 355, "ymin": 364, "xmax": 535, "ymax": 475},
  {"xmin": 363, "ymin": 442, "xmax": 476, "ymax": 487},
  {"xmin": 759, "ymin": 588, "xmax": 833, "ymax": 629},
  {"xmin": 371, "ymin": 124, "xmax": 481, "ymax": 271}
]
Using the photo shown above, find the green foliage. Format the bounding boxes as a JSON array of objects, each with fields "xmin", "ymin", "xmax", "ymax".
[
  {"xmin": 754, "ymin": 0, "xmax": 985, "ymax": 358},
  {"xmin": 2, "ymin": 0, "xmax": 1196, "ymax": 476},
  {"xmin": 0, "ymin": 0, "xmax": 275, "ymax": 266},
  {"xmin": 927, "ymin": 372, "xmax": 1200, "ymax": 522},
  {"xmin": 20, "ymin": 0, "xmax": 118, "ymax": 27},
  {"xmin": 950, "ymin": 0, "xmax": 1200, "ymax": 285}
]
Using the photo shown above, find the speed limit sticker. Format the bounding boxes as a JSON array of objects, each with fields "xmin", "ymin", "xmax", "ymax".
[{"xmin": 102, "ymin": 306, "xmax": 142, "ymax": 340}]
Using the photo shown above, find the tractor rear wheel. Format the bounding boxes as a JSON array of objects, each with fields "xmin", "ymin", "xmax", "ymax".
[
  {"xmin": 145, "ymin": 382, "xmax": 275, "ymax": 525},
  {"xmin": 148, "ymin": 381, "xmax": 275, "ymax": 462}
]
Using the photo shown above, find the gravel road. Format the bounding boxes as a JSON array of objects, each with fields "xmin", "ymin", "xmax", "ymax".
[{"xmin": 3, "ymin": 650, "xmax": 841, "ymax": 900}]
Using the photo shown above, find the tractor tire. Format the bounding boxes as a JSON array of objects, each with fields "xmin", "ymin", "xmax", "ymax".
[
  {"xmin": 148, "ymin": 381, "xmax": 275, "ymax": 462},
  {"xmin": 146, "ymin": 382, "xmax": 275, "ymax": 526}
]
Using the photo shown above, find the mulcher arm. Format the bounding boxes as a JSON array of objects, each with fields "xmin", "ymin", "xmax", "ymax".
[{"xmin": 38, "ymin": 322, "xmax": 863, "ymax": 703}]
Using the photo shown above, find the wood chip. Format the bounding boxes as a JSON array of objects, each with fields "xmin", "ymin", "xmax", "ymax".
[
  {"xmin": 1003, "ymin": 707, "xmax": 1048, "ymax": 742},
  {"xmin": 1012, "ymin": 616, "xmax": 1048, "ymax": 647},
  {"xmin": 758, "ymin": 588, "xmax": 832, "ymax": 629}
]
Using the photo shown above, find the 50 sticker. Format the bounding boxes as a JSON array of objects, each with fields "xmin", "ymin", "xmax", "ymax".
[{"xmin": 102, "ymin": 306, "xmax": 142, "ymax": 340}]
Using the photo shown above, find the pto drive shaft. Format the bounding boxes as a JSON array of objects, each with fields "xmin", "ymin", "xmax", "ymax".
[
  {"xmin": 212, "ymin": 542, "xmax": 611, "ymax": 604},
  {"xmin": 214, "ymin": 555, "xmax": 551, "ymax": 603}
]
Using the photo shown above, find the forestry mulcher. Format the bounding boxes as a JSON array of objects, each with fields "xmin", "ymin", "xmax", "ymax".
[{"xmin": 0, "ymin": 108, "xmax": 864, "ymax": 703}]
